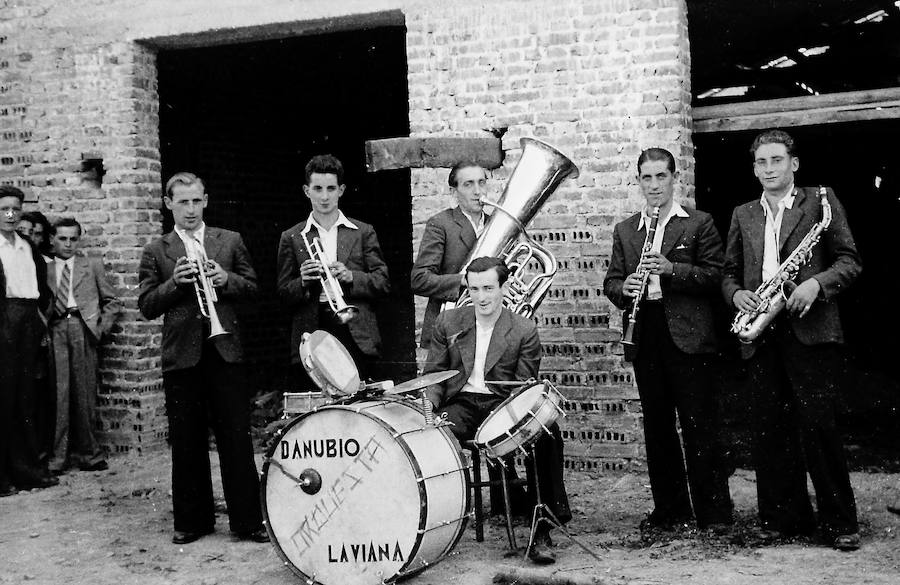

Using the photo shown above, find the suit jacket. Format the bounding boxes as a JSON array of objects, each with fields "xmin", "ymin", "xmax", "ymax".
[
  {"xmin": 604, "ymin": 206, "xmax": 724, "ymax": 361},
  {"xmin": 722, "ymin": 186, "xmax": 861, "ymax": 357},
  {"xmin": 277, "ymin": 217, "xmax": 390, "ymax": 362},
  {"xmin": 138, "ymin": 227, "xmax": 258, "ymax": 372},
  {"xmin": 423, "ymin": 306, "xmax": 541, "ymax": 408},
  {"xmin": 46, "ymin": 255, "xmax": 121, "ymax": 341},
  {"xmin": 411, "ymin": 207, "xmax": 477, "ymax": 348},
  {"xmin": 0, "ymin": 234, "xmax": 51, "ymax": 323}
]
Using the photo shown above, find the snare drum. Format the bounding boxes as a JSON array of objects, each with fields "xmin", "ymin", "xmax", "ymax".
[
  {"xmin": 299, "ymin": 330, "xmax": 360, "ymax": 398},
  {"xmin": 283, "ymin": 391, "xmax": 329, "ymax": 417},
  {"xmin": 262, "ymin": 399, "xmax": 470, "ymax": 585},
  {"xmin": 474, "ymin": 380, "xmax": 565, "ymax": 460}
]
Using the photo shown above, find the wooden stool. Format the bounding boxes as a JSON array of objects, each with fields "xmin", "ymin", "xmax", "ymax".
[{"xmin": 463, "ymin": 441, "xmax": 522, "ymax": 549}]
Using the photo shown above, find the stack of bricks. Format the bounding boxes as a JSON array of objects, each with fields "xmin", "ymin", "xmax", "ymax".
[{"xmin": 2, "ymin": 0, "xmax": 693, "ymax": 469}]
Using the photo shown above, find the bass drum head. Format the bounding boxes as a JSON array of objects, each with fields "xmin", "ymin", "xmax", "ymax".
[{"xmin": 262, "ymin": 405, "xmax": 427, "ymax": 585}]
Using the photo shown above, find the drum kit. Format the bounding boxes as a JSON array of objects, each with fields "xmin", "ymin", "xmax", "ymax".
[{"xmin": 263, "ymin": 331, "xmax": 592, "ymax": 585}]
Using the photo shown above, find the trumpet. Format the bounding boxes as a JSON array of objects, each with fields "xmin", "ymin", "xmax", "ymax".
[
  {"xmin": 186, "ymin": 239, "xmax": 230, "ymax": 339},
  {"xmin": 301, "ymin": 231, "xmax": 359, "ymax": 324}
]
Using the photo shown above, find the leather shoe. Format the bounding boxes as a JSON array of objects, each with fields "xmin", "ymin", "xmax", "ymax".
[
  {"xmin": 887, "ymin": 504, "xmax": 900, "ymax": 516},
  {"xmin": 0, "ymin": 483, "xmax": 17, "ymax": 497},
  {"xmin": 527, "ymin": 532, "xmax": 556, "ymax": 565},
  {"xmin": 80, "ymin": 460, "xmax": 108, "ymax": 472},
  {"xmin": 172, "ymin": 528, "xmax": 213, "ymax": 545},
  {"xmin": 234, "ymin": 527, "xmax": 270, "ymax": 543},
  {"xmin": 20, "ymin": 475, "xmax": 59, "ymax": 490},
  {"xmin": 833, "ymin": 533, "xmax": 860, "ymax": 552}
]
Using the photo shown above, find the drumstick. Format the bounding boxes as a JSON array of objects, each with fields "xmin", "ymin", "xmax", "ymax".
[{"xmin": 483, "ymin": 380, "xmax": 527, "ymax": 386}]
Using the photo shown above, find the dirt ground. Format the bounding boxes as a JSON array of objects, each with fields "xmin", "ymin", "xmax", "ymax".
[{"xmin": 2, "ymin": 446, "xmax": 899, "ymax": 585}]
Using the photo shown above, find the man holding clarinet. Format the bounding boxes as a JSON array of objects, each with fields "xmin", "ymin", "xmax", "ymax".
[{"xmin": 603, "ymin": 148, "xmax": 732, "ymax": 532}]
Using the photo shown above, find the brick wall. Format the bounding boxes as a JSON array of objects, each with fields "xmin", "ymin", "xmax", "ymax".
[{"xmin": 1, "ymin": 0, "xmax": 693, "ymax": 469}]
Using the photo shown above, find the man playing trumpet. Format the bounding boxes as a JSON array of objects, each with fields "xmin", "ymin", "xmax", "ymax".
[
  {"xmin": 277, "ymin": 154, "xmax": 390, "ymax": 384},
  {"xmin": 138, "ymin": 172, "xmax": 268, "ymax": 545},
  {"xmin": 604, "ymin": 148, "xmax": 732, "ymax": 533}
]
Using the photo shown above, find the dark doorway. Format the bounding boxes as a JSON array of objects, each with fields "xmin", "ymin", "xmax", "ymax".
[
  {"xmin": 695, "ymin": 121, "xmax": 900, "ymax": 468},
  {"xmin": 156, "ymin": 25, "xmax": 416, "ymax": 394}
]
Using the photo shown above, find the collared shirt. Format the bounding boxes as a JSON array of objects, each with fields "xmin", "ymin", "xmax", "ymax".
[
  {"xmin": 462, "ymin": 210, "xmax": 486, "ymax": 238},
  {"xmin": 461, "ymin": 317, "xmax": 498, "ymax": 395},
  {"xmin": 0, "ymin": 232, "xmax": 39, "ymax": 299},
  {"xmin": 760, "ymin": 185, "xmax": 796, "ymax": 282},
  {"xmin": 638, "ymin": 201, "xmax": 690, "ymax": 300},
  {"xmin": 303, "ymin": 212, "xmax": 358, "ymax": 303},
  {"xmin": 54, "ymin": 256, "xmax": 77, "ymax": 309},
  {"xmin": 174, "ymin": 222, "xmax": 207, "ymax": 259}
]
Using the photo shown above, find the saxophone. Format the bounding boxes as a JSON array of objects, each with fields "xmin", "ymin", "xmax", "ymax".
[
  {"xmin": 731, "ymin": 187, "xmax": 832, "ymax": 343},
  {"xmin": 621, "ymin": 206, "xmax": 660, "ymax": 347}
]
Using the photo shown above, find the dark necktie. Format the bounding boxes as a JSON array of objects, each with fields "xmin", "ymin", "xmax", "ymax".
[{"xmin": 54, "ymin": 262, "xmax": 70, "ymax": 316}]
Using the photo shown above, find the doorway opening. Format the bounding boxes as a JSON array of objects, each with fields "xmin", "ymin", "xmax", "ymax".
[{"xmin": 156, "ymin": 24, "xmax": 415, "ymax": 394}]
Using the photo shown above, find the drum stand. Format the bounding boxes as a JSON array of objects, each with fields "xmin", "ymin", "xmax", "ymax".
[{"xmin": 522, "ymin": 444, "xmax": 603, "ymax": 563}]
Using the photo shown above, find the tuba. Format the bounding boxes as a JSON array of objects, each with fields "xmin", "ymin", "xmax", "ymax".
[
  {"xmin": 453, "ymin": 137, "xmax": 580, "ymax": 318},
  {"xmin": 186, "ymin": 238, "xmax": 230, "ymax": 339},
  {"xmin": 301, "ymin": 231, "xmax": 359, "ymax": 324},
  {"xmin": 731, "ymin": 186, "xmax": 832, "ymax": 343}
]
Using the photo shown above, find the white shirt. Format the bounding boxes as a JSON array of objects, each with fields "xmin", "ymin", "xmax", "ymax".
[
  {"xmin": 461, "ymin": 316, "xmax": 499, "ymax": 395},
  {"xmin": 462, "ymin": 210, "xmax": 485, "ymax": 238},
  {"xmin": 0, "ymin": 232, "xmax": 39, "ymax": 299},
  {"xmin": 760, "ymin": 186, "xmax": 796, "ymax": 282},
  {"xmin": 174, "ymin": 222, "xmax": 207, "ymax": 259},
  {"xmin": 303, "ymin": 212, "xmax": 358, "ymax": 302},
  {"xmin": 638, "ymin": 201, "xmax": 689, "ymax": 300},
  {"xmin": 54, "ymin": 256, "xmax": 77, "ymax": 309}
]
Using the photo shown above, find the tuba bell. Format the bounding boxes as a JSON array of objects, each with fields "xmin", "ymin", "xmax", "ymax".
[{"xmin": 453, "ymin": 137, "xmax": 579, "ymax": 318}]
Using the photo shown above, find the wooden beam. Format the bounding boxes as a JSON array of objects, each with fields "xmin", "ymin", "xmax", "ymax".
[
  {"xmin": 365, "ymin": 137, "xmax": 503, "ymax": 172},
  {"xmin": 693, "ymin": 87, "xmax": 900, "ymax": 134}
]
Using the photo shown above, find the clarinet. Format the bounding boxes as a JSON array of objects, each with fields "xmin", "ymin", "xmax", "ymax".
[{"xmin": 622, "ymin": 206, "xmax": 661, "ymax": 347}]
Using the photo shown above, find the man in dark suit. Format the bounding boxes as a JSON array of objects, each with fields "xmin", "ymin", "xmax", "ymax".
[
  {"xmin": 277, "ymin": 154, "xmax": 390, "ymax": 383},
  {"xmin": 604, "ymin": 148, "xmax": 732, "ymax": 532},
  {"xmin": 45, "ymin": 217, "xmax": 121, "ymax": 474},
  {"xmin": 723, "ymin": 129, "xmax": 861, "ymax": 551},
  {"xmin": 0, "ymin": 186, "xmax": 58, "ymax": 496},
  {"xmin": 411, "ymin": 161, "xmax": 487, "ymax": 348},
  {"xmin": 138, "ymin": 172, "xmax": 267, "ymax": 545},
  {"xmin": 424, "ymin": 256, "xmax": 570, "ymax": 564}
]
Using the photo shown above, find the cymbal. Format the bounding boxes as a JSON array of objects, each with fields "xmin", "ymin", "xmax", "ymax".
[{"xmin": 384, "ymin": 370, "xmax": 459, "ymax": 395}]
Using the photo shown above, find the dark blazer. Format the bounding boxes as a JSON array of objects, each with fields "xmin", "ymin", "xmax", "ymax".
[
  {"xmin": 46, "ymin": 255, "xmax": 121, "ymax": 341},
  {"xmin": 411, "ymin": 207, "xmax": 478, "ymax": 348},
  {"xmin": 722, "ymin": 186, "xmax": 861, "ymax": 356},
  {"xmin": 277, "ymin": 217, "xmax": 390, "ymax": 362},
  {"xmin": 138, "ymin": 227, "xmax": 258, "ymax": 372},
  {"xmin": 423, "ymin": 306, "xmax": 540, "ymax": 408},
  {"xmin": 0, "ymin": 234, "xmax": 51, "ymax": 321},
  {"xmin": 604, "ymin": 206, "xmax": 724, "ymax": 361}
]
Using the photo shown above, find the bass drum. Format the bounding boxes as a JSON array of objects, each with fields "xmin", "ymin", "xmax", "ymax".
[{"xmin": 262, "ymin": 398, "xmax": 470, "ymax": 585}]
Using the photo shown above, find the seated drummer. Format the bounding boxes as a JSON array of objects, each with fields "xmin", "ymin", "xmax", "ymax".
[{"xmin": 423, "ymin": 256, "xmax": 570, "ymax": 564}]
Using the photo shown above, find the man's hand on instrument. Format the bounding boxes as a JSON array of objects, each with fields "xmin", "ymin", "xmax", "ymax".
[
  {"xmin": 622, "ymin": 273, "xmax": 644, "ymax": 298},
  {"xmin": 640, "ymin": 252, "xmax": 673, "ymax": 276},
  {"xmin": 733, "ymin": 289, "xmax": 762, "ymax": 312},
  {"xmin": 786, "ymin": 278, "xmax": 821, "ymax": 318},
  {"xmin": 205, "ymin": 260, "xmax": 228, "ymax": 288},
  {"xmin": 173, "ymin": 257, "xmax": 198, "ymax": 285},
  {"xmin": 329, "ymin": 261, "xmax": 353, "ymax": 284},
  {"xmin": 300, "ymin": 258, "xmax": 323, "ymax": 282}
]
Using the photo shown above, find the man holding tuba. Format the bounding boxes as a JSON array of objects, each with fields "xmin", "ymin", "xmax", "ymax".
[
  {"xmin": 722, "ymin": 130, "xmax": 862, "ymax": 551},
  {"xmin": 138, "ymin": 172, "xmax": 268, "ymax": 545},
  {"xmin": 277, "ymin": 154, "xmax": 390, "ymax": 384},
  {"xmin": 604, "ymin": 148, "xmax": 733, "ymax": 533},
  {"xmin": 411, "ymin": 160, "xmax": 487, "ymax": 349}
]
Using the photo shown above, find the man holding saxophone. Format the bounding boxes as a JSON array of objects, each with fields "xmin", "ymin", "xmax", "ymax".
[
  {"xmin": 277, "ymin": 154, "xmax": 390, "ymax": 384},
  {"xmin": 139, "ymin": 172, "xmax": 268, "ymax": 545},
  {"xmin": 604, "ymin": 148, "xmax": 732, "ymax": 533},
  {"xmin": 722, "ymin": 129, "xmax": 861, "ymax": 551}
]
